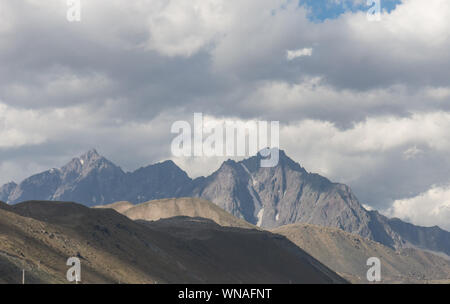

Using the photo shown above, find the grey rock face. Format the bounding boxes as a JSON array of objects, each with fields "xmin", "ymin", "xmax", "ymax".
[
  {"xmin": 188, "ymin": 151, "xmax": 450, "ymax": 254},
  {"xmin": 191, "ymin": 152, "xmax": 372, "ymax": 236},
  {"xmin": 5, "ymin": 149, "xmax": 125, "ymax": 205},
  {"xmin": 2, "ymin": 149, "xmax": 449, "ymax": 255},
  {"xmin": 51, "ymin": 149, "xmax": 126, "ymax": 205},
  {"xmin": 122, "ymin": 160, "xmax": 191, "ymax": 204},
  {"xmin": 3, "ymin": 150, "xmax": 191, "ymax": 207},
  {"xmin": 8, "ymin": 170, "xmax": 62, "ymax": 203},
  {"xmin": 0, "ymin": 182, "xmax": 17, "ymax": 202},
  {"xmin": 186, "ymin": 160, "xmax": 259, "ymax": 222}
]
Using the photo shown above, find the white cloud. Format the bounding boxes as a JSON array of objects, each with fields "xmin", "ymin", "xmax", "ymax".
[
  {"xmin": 0, "ymin": 100, "xmax": 174, "ymax": 161},
  {"xmin": 240, "ymin": 77, "xmax": 450, "ymax": 124},
  {"xmin": 403, "ymin": 146, "xmax": 424, "ymax": 160},
  {"xmin": 144, "ymin": 0, "xmax": 232, "ymax": 57},
  {"xmin": 0, "ymin": 2, "xmax": 14, "ymax": 35},
  {"xmin": 426, "ymin": 87, "xmax": 450, "ymax": 100},
  {"xmin": 138, "ymin": 0, "xmax": 450, "ymax": 78},
  {"xmin": 0, "ymin": 103, "xmax": 47, "ymax": 148},
  {"xmin": 286, "ymin": 48, "xmax": 313, "ymax": 61},
  {"xmin": 0, "ymin": 0, "xmax": 450, "ymax": 229},
  {"xmin": 3, "ymin": 70, "xmax": 113, "ymax": 107},
  {"xmin": 385, "ymin": 185, "xmax": 450, "ymax": 231}
]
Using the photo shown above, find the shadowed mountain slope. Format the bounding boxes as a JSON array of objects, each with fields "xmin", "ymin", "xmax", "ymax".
[
  {"xmin": 0, "ymin": 200, "xmax": 345, "ymax": 284},
  {"xmin": 273, "ymin": 223, "xmax": 450, "ymax": 284},
  {"xmin": 99, "ymin": 197, "xmax": 450, "ymax": 284}
]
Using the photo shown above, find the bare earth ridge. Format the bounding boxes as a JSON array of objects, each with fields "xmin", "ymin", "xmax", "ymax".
[
  {"xmin": 99, "ymin": 198, "xmax": 450, "ymax": 284},
  {"xmin": 0, "ymin": 200, "xmax": 345, "ymax": 284}
]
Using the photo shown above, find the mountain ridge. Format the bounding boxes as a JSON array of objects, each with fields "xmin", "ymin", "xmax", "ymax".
[{"xmin": 1, "ymin": 149, "xmax": 449, "ymax": 255}]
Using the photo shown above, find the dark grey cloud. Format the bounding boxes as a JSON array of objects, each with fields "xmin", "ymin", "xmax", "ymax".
[{"xmin": 0, "ymin": 0, "xmax": 450, "ymax": 227}]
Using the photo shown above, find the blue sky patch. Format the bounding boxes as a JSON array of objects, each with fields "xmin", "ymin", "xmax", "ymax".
[{"xmin": 299, "ymin": 0, "xmax": 402, "ymax": 22}]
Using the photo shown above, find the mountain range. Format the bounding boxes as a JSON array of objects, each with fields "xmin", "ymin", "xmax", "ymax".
[{"xmin": 1, "ymin": 149, "xmax": 449, "ymax": 256}]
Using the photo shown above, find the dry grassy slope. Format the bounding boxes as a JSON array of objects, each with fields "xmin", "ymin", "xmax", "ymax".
[
  {"xmin": 97, "ymin": 198, "xmax": 256, "ymax": 230},
  {"xmin": 0, "ymin": 200, "xmax": 345, "ymax": 284},
  {"xmin": 0, "ymin": 205, "xmax": 121, "ymax": 283},
  {"xmin": 0, "ymin": 202, "xmax": 175, "ymax": 284},
  {"xmin": 97, "ymin": 198, "xmax": 450, "ymax": 284},
  {"xmin": 273, "ymin": 223, "xmax": 450, "ymax": 283}
]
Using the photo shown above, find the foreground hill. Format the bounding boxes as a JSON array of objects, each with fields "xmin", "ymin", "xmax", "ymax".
[
  {"xmin": 96, "ymin": 198, "xmax": 255, "ymax": 229},
  {"xmin": 2, "ymin": 149, "xmax": 449, "ymax": 256},
  {"xmin": 273, "ymin": 223, "xmax": 450, "ymax": 284},
  {"xmin": 0, "ymin": 200, "xmax": 345, "ymax": 284},
  {"xmin": 97, "ymin": 197, "xmax": 450, "ymax": 283}
]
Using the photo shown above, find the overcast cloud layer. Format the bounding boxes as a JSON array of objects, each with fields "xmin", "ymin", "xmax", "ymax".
[{"xmin": 0, "ymin": 0, "xmax": 450, "ymax": 230}]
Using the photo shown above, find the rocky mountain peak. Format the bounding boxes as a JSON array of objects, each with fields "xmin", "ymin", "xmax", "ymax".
[
  {"xmin": 133, "ymin": 160, "xmax": 189, "ymax": 179},
  {"xmin": 80, "ymin": 149, "xmax": 101, "ymax": 162},
  {"xmin": 236, "ymin": 148, "xmax": 306, "ymax": 174},
  {"xmin": 61, "ymin": 149, "xmax": 120, "ymax": 177},
  {"xmin": 155, "ymin": 159, "xmax": 185, "ymax": 171},
  {"xmin": 75, "ymin": 149, "xmax": 106, "ymax": 169}
]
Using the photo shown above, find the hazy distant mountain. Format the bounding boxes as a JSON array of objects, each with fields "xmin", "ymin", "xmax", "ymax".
[
  {"xmin": 0, "ymin": 200, "xmax": 344, "ymax": 283},
  {"xmin": 0, "ymin": 182, "xmax": 17, "ymax": 203},
  {"xmin": 1, "ymin": 149, "xmax": 189, "ymax": 206},
  {"xmin": 2, "ymin": 149, "xmax": 449, "ymax": 256},
  {"xmin": 2, "ymin": 150, "xmax": 125, "ymax": 205},
  {"xmin": 121, "ymin": 160, "xmax": 191, "ymax": 203}
]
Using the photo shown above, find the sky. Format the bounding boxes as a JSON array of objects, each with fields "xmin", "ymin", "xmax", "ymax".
[{"xmin": 0, "ymin": 0, "xmax": 450, "ymax": 230}]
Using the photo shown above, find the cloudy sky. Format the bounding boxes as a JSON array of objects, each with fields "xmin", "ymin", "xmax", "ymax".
[{"xmin": 1, "ymin": 0, "xmax": 450, "ymax": 229}]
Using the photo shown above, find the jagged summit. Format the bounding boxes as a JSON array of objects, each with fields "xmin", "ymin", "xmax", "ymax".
[
  {"xmin": 78, "ymin": 148, "xmax": 101, "ymax": 163},
  {"xmin": 73, "ymin": 149, "xmax": 108, "ymax": 165},
  {"xmin": 82, "ymin": 148, "xmax": 100, "ymax": 157},
  {"xmin": 58, "ymin": 149, "xmax": 102, "ymax": 169},
  {"xmin": 238, "ymin": 148, "xmax": 306, "ymax": 173}
]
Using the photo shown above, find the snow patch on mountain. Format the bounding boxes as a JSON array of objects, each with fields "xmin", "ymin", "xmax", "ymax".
[{"xmin": 257, "ymin": 208, "xmax": 264, "ymax": 227}]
